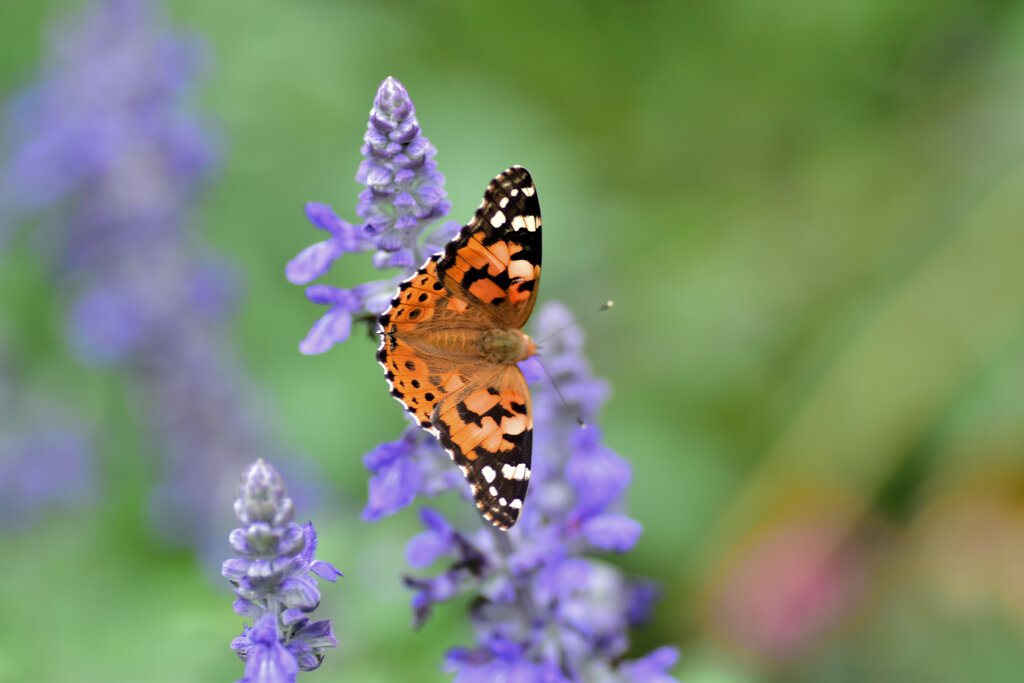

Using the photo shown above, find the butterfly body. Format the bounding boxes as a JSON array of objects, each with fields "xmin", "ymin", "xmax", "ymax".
[{"xmin": 376, "ymin": 166, "xmax": 542, "ymax": 529}]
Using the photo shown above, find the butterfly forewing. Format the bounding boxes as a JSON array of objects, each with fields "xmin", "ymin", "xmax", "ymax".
[
  {"xmin": 377, "ymin": 166, "xmax": 541, "ymax": 529},
  {"xmin": 437, "ymin": 166, "xmax": 541, "ymax": 330}
]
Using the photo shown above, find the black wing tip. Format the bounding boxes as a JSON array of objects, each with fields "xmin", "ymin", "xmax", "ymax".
[
  {"xmin": 494, "ymin": 166, "xmax": 534, "ymax": 191},
  {"xmin": 501, "ymin": 164, "xmax": 530, "ymax": 178}
]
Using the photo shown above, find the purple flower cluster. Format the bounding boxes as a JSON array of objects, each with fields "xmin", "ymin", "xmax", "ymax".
[
  {"xmin": 292, "ymin": 75, "xmax": 678, "ymax": 681},
  {"xmin": 400, "ymin": 303, "xmax": 677, "ymax": 682},
  {"xmin": 224, "ymin": 459, "xmax": 341, "ymax": 682},
  {"xmin": 1, "ymin": 0, "xmax": 214, "ymax": 250},
  {"xmin": 1, "ymin": 0, "xmax": 303, "ymax": 551},
  {"xmin": 286, "ymin": 76, "xmax": 459, "ymax": 354}
]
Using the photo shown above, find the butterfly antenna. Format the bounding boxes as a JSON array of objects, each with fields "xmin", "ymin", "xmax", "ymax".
[
  {"xmin": 533, "ymin": 356, "xmax": 586, "ymax": 428},
  {"xmin": 535, "ymin": 300, "xmax": 614, "ymax": 345}
]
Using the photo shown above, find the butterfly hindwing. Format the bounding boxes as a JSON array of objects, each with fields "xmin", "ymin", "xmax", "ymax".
[
  {"xmin": 437, "ymin": 166, "xmax": 541, "ymax": 330},
  {"xmin": 432, "ymin": 366, "xmax": 532, "ymax": 529}
]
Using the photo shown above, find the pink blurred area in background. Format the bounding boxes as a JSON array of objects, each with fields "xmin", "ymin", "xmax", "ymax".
[{"xmin": 700, "ymin": 492, "xmax": 883, "ymax": 662}]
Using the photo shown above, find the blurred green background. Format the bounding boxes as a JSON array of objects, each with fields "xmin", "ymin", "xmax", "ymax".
[{"xmin": 3, "ymin": 0, "xmax": 1024, "ymax": 681}]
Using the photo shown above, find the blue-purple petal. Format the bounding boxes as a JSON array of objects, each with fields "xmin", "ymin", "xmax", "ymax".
[
  {"xmin": 407, "ymin": 528, "xmax": 450, "ymax": 568},
  {"xmin": 581, "ymin": 513, "xmax": 643, "ymax": 552},
  {"xmin": 293, "ymin": 618, "xmax": 338, "ymax": 649},
  {"xmin": 362, "ymin": 450, "xmax": 423, "ymax": 521},
  {"xmin": 277, "ymin": 576, "xmax": 321, "ymax": 611},
  {"xmin": 565, "ymin": 438, "xmax": 632, "ymax": 516},
  {"xmin": 238, "ymin": 614, "xmax": 299, "ymax": 683},
  {"xmin": 285, "ymin": 239, "xmax": 344, "ymax": 285},
  {"xmin": 517, "ymin": 357, "xmax": 544, "ymax": 384},
  {"xmin": 619, "ymin": 646, "xmax": 681, "ymax": 683},
  {"xmin": 310, "ymin": 559, "xmax": 342, "ymax": 581},
  {"xmin": 298, "ymin": 307, "xmax": 352, "ymax": 354},
  {"xmin": 232, "ymin": 598, "xmax": 263, "ymax": 619},
  {"xmin": 303, "ymin": 202, "xmax": 346, "ymax": 235}
]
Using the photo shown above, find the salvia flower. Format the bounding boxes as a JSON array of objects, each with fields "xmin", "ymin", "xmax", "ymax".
[
  {"xmin": 287, "ymin": 76, "xmax": 459, "ymax": 352},
  {"xmin": 224, "ymin": 459, "xmax": 341, "ymax": 681},
  {"xmin": 1, "ymin": 0, "xmax": 308, "ymax": 552}
]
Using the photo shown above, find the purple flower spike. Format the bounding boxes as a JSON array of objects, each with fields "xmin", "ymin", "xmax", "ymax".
[
  {"xmin": 1, "ymin": 0, "xmax": 315, "ymax": 553},
  {"xmin": 388, "ymin": 300, "xmax": 679, "ymax": 680},
  {"xmin": 288, "ymin": 76, "xmax": 454, "ymax": 354},
  {"xmin": 224, "ymin": 460, "xmax": 340, "ymax": 677}
]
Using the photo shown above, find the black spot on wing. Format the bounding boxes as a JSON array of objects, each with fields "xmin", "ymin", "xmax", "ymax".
[{"xmin": 456, "ymin": 397, "xmax": 514, "ymax": 428}]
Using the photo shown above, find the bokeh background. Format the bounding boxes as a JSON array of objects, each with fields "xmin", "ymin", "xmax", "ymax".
[{"xmin": 2, "ymin": 0, "xmax": 1024, "ymax": 681}]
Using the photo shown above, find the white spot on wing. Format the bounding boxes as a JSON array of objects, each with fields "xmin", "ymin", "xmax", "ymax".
[
  {"xmin": 522, "ymin": 186, "xmax": 535, "ymax": 197},
  {"xmin": 489, "ymin": 485, "xmax": 498, "ymax": 497},
  {"xmin": 501, "ymin": 464, "xmax": 516, "ymax": 479},
  {"xmin": 510, "ymin": 499, "xmax": 523, "ymax": 509},
  {"xmin": 481, "ymin": 465, "xmax": 496, "ymax": 483},
  {"xmin": 499, "ymin": 497, "xmax": 508, "ymax": 506},
  {"xmin": 510, "ymin": 215, "xmax": 539, "ymax": 232},
  {"xmin": 490, "ymin": 211, "xmax": 506, "ymax": 227},
  {"xmin": 499, "ymin": 197, "xmax": 509, "ymax": 208},
  {"xmin": 513, "ymin": 463, "xmax": 527, "ymax": 480}
]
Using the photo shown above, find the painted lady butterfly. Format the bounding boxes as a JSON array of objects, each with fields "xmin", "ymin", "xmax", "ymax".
[{"xmin": 377, "ymin": 166, "xmax": 541, "ymax": 529}]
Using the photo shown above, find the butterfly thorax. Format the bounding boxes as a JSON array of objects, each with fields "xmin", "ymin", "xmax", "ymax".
[{"xmin": 480, "ymin": 328, "xmax": 537, "ymax": 365}]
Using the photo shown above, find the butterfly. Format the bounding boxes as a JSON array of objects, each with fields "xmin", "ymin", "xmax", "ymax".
[{"xmin": 376, "ymin": 166, "xmax": 542, "ymax": 529}]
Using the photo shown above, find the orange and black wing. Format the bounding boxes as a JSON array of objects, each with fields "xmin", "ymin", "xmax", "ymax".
[
  {"xmin": 432, "ymin": 366, "xmax": 532, "ymax": 529},
  {"xmin": 436, "ymin": 165, "xmax": 541, "ymax": 331}
]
